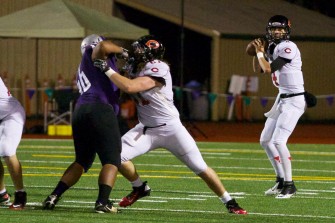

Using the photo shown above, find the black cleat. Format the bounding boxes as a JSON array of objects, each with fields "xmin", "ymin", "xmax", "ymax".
[
  {"xmin": 95, "ymin": 200, "xmax": 118, "ymax": 213},
  {"xmin": 276, "ymin": 181, "xmax": 297, "ymax": 199},
  {"xmin": 265, "ymin": 177, "xmax": 284, "ymax": 196},
  {"xmin": 42, "ymin": 194, "xmax": 60, "ymax": 210},
  {"xmin": 9, "ymin": 191, "xmax": 27, "ymax": 210}
]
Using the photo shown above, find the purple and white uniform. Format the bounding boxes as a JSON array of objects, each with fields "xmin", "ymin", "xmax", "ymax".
[
  {"xmin": 76, "ymin": 47, "xmax": 120, "ymax": 114},
  {"xmin": 72, "ymin": 45, "xmax": 121, "ymax": 170}
]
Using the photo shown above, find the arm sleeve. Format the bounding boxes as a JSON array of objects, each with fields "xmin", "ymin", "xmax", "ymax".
[{"xmin": 270, "ymin": 56, "xmax": 291, "ymax": 72}]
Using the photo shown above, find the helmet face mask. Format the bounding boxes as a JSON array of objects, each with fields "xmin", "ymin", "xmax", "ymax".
[
  {"xmin": 269, "ymin": 27, "xmax": 287, "ymax": 41},
  {"xmin": 131, "ymin": 35, "xmax": 165, "ymax": 62},
  {"xmin": 266, "ymin": 15, "xmax": 291, "ymax": 43},
  {"xmin": 81, "ymin": 34, "xmax": 105, "ymax": 55}
]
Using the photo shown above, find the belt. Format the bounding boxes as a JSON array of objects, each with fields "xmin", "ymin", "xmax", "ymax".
[
  {"xmin": 280, "ymin": 92, "xmax": 305, "ymax": 99},
  {"xmin": 143, "ymin": 123, "xmax": 166, "ymax": 134}
]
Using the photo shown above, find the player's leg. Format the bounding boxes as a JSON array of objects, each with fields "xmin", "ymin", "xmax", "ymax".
[
  {"xmin": 118, "ymin": 124, "xmax": 152, "ymax": 207},
  {"xmin": 4, "ymin": 155, "xmax": 23, "ymax": 190},
  {"xmin": 197, "ymin": 167, "xmax": 247, "ymax": 214},
  {"xmin": 165, "ymin": 122, "xmax": 247, "ymax": 214},
  {"xmin": 94, "ymin": 164, "xmax": 119, "ymax": 213},
  {"xmin": 273, "ymin": 99, "xmax": 305, "ymax": 198},
  {"xmin": 260, "ymin": 116, "xmax": 284, "ymax": 195},
  {"xmin": 0, "ymin": 159, "xmax": 5, "ymax": 190},
  {"xmin": 0, "ymin": 159, "xmax": 10, "ymax": 205},
  {"xmin": 43, "ymin": 105, "xmax": 89, "ymax": 210},
  {"xmin": 91, "ymin": 104, "xmax": 121, "ymax": 213},
  {"xmin": 1, "ymin": 105, "xmax": 26, "ymax": 210}
]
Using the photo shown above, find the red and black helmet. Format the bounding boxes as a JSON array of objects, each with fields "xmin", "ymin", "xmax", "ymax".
[
  {"xmin": 266, "ymin": 15, "xmax": 291, "ymax": 43},
  {"xmin": 131, "ymin": 35, "xmax": 165, "ymax": 62}
]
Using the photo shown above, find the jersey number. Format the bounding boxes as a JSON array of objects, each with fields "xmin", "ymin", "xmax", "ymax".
[{"xmin": 77, "ymin": 70, "xmax": 91, "ymax": 94}]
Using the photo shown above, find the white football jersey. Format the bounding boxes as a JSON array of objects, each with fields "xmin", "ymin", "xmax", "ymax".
[
  {"xmin": 0, "ymin": 77, "xmax": 11, "ymax": 98},
  {"xmin": 130, "ymin": 60, "xmax": 179, "ymax": 126},
  {"xmin": 269, "ymin": 40, "xmax": 304, "ymax": 94}
]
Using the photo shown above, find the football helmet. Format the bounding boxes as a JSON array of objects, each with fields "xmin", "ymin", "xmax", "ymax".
[
  {"xmin": 80, "ymin": 34, "xmax": 105, "ymax": 55},
  {"xmin": 266, "ymin": 15, "xmax": 291, "ymax": 43},
  {"xmin": 131, "ymin": 35, "xmax": 165, "ymax": 62}
]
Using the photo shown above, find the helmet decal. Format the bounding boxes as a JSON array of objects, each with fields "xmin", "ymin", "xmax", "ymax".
[{"xmin": 146, "ymin": 40, "xmax": 160, "ymax": 49}]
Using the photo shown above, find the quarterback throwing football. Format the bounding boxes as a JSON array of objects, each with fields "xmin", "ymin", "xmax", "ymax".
[{"xmin": 252, "ymin": 15, "xmax": 306, "ymax": 198}]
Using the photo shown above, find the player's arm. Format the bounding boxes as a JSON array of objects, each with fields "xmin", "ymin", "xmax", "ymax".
[
  {"xmin": 270, "ymin": 57, "xmax": 291, "ymax": 72},
  {"xmin": 252, "ymin": 38, "xmax": 271, "ymax": 74},
  {"xmin": 252, "ymin": 56, "xmax": 262, "ymax": 73},
  {"xmin": 255, "ymin": 54, "xmax": 290, "ymax": 74},
  {"xmin": 93, "ymin": 59, "xmax": 162, "ymax": 94},
  {"xmin": 253, "ymin": 39, "xmax": 291, "ymax": 74},
  {"xmin": 107, "ymin": 74, "xmax": 159, "ymax": 94},
  {"xmin": 92, "ymin": 40, "xmax": 127, "ymax": 60}
]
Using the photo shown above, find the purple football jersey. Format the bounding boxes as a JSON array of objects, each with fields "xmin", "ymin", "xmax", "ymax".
[{"xmin": 76, "ymin": 47, "xmax": 120, "ymax": 114}]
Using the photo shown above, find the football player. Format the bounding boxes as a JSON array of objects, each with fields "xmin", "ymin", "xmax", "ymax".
[
  {"xmin": 93, "ymin": 35, "xmax": 247, "ymax": 214},
  {"xmin": 252, "ymin": 15, "xmax": 306, "ymax": 198},
  {"xmin": 42, "ymin": 34, "xmax": 126, "ymax": 213},
  {"xmin": 0, "ymin": 76, "xmax": 27, "ymax": 209}
]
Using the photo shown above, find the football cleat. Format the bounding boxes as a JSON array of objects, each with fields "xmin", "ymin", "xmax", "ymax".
[
  {"xmin": 42, "ymin": 194, "xmax": 60, "ymax": 210},
  {"xmin": 119, "ymin": 181, "xmax": 151, "ymax": 207},
  {"xmin": 9, "ymin": 191, "xmax": 27, "ymax": 210},
  {"xmin": 225, "ymin": 199, "xmax": 248, "ymax": 215},
  {"xmin": 276, "ymin": 181, "xmax": 297, "ymax": 199},
  {"xmin": 265, "ymin": 177, "xmax": 284, "ymax": 196},
  {"xmin": 0, "ymin": 191, "xmax": 10, "ymax": 205},
  {"xmin": 95, "ymin": 200, "xmax": 118, "ymax": 213}
]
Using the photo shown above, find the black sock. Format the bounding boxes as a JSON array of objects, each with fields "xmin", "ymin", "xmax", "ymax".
[
  {"xmin": 97, "ymin": 184, "xmax": 112, "ymax": 205},
  {"xmin": 52, "ymin": 181, "xmax": 70, "ymax": 197}
]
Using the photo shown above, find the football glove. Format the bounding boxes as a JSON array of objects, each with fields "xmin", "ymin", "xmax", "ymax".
[
  {"xmin": 93, "ymin": 59, "xmax": 110, "ymax": 72},
  {"xmin": 116, "ymin": 48, "xmax": 129, "ymax": 60}
]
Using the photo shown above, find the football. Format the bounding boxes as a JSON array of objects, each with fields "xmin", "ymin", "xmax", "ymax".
[
  {"xmin": 246, "ymin": 40, "xmax": 256, "ymax": 56},
  {"xmin": 246, "ymin": 38, "xmax": 268, "ymax": 56}
]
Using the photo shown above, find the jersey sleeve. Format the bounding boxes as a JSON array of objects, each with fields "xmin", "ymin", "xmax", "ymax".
[
  {"xmin": 142, "ymin": 60, "xmax": 169, "ymax": 78},
  {"xmin": 277, "ymin": 41, "xmax": 297, "ymax": 60}
]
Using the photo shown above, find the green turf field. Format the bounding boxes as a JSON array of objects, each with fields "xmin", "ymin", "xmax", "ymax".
[{"xmin": 1, "ymin": 139, "xmax": 334, "ymax": 222}]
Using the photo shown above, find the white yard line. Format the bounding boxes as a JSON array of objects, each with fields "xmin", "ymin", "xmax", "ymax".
[{"xmin": 11, "ymin": 202, "xmax": 335, "ymax": 220}]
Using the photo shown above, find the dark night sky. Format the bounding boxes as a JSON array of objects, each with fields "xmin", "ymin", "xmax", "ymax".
[
  {"xmin": 116, "ymin": 4, "xmax": 212, "ymax": 88},
  {"xmin": 286, "ymin": 0, "xmax": 335, "ymax": 18}
]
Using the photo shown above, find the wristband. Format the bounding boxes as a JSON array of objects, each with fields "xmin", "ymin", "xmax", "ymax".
[
  {"xmin": 257, "ymin": 52, "xmax": 264, "ymax": 59},
  {"xmin": 105, "ymin": 68, "xmax": 117, "ymax": 78}
]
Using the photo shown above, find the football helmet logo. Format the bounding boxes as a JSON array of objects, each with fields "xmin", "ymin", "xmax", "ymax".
[{"xmin": 266, "ymin": 15, "xmax": 291, "ymax": 43}]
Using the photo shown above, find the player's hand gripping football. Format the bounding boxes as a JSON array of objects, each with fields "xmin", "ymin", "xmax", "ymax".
[
  {"xmin": 252, "ymin": 38, "xmax": 265, "ymax": 54},
  {"xmin": 246, "ymin": 38, "xmax": 268, "ymax": 56}
]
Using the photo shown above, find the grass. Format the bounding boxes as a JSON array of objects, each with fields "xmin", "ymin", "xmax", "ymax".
[{"xmin": 0, "ymin": 139, "xmax": 334, "ymax": 223}]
